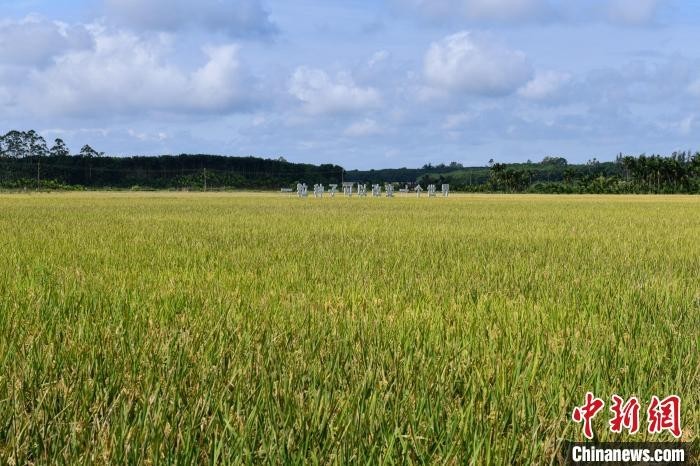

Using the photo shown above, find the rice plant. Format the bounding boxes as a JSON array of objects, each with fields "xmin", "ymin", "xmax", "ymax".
[{"xmin": 0, "ymin": 192, "xmax": 697, "ymax": 464}]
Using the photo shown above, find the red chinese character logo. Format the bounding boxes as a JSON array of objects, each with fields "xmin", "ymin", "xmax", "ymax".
[
  {"xmin": 647, "ymin": 395, "xmax": 682, "ymax": 438},
  {"xmin": 609, "ymin": 395, "xmax": 640, "ymax": 434},
  {"xmin": 572, "ymin": 392, "xmax": 605, "ymax": 439}
]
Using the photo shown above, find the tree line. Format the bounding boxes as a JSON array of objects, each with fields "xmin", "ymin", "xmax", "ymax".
[
  {"xmin": 2, "ymin": 129, "xmax": 700, "ymax": 193},
  {"xmin": 481, "ymin": 154, "xmax": 700, "ymax": 194},
  {"xmin": 0, "ymin": 130, "xmax": 343, "ymax": 190},
  {"xmin": 0, "ymin": 130, "xmax": 103, "ymax": 159}
]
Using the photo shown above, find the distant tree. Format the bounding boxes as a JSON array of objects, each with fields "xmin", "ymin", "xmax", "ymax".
[
  {"xmin": 494, "ymin": 163, "xmax": 507, "ymax": 172},
  {"xmin": 50, "ymin": 138, "xmax": 70, "ymax": 157},
  {"xmin": 489, "ymin": 163, "xmax": 506, "ymax": 189},
  {"xmin": 80, "ymin": 144, "xmax": 99, "ymax": 158},
  {"xmin": 563, "ymin": 168, "xmax": 576, "ymax": 184},
  {"xmin": 1, "ymin": 130, "xmax": 30, "ymax": 158},
  {"xmin": 27, "ymin": 130, "xmax": 48, "ymax": 157},
  {"xmin": 541, "ymin": 156, "xmax": 568, "ymax": 166},
  {"xmin": 0, "ymin": 132, "xmax": 7, "ymax": 158}
]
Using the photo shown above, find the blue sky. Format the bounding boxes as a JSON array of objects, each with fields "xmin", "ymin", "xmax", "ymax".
[{"xmin": 1, "ymin": 0, "xmax": 700, "ymax": 168}]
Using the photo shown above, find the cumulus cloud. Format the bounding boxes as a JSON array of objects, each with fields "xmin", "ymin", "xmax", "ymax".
[
  {"xmin": 104, "ymin": 0, "xmax": 276, "ymax": 38},
  {"xmin": 518, "ymin": 70, "xmax": 572, "ymax": 101},
  {"xmin": 0, "ymin": 16, "xmax": 94, "ymax": 67},
  {"xmin": 424, "ymin": 32, "xmax": 533, "ymax": 96},
  {"xmin": 289, "ymin": 67, "xmax": 382, "ymax": 115},
  {"xmin": 189, "ymin": 45, "xmax": 249, "ymax": 109},
  {"xmin": 14, "ymin": 28, "xmax": 254, "ymax": 116}
]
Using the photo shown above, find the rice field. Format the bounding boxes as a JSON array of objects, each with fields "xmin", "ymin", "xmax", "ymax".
[{"xmin": 0, "ymin": 192, "xmax": 698, "ymax": 464}]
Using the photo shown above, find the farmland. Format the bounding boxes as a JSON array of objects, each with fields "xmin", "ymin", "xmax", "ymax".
[{"xmin": 0, "ymin": 192, "xmax": 698, "ymax": 464}]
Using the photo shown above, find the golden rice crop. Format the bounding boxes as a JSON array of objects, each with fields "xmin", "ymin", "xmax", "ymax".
[{"xmin": 0, "ymin": 192, "xmax": 698, "ymax": 464}]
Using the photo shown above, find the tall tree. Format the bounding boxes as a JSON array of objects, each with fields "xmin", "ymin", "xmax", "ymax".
[
  {"xmin": 27, "ymin": 130, "xmax": 48, "ymax": 158},
  {"xmin": 50, "ymin": 138, "xmax": 71, "ymax": 157},
  {"xmin": 2, "ymin": 130, "xmax": 30, "ymax": 158},
  {"xmin": 80, "ymin": 144, "xmax": 99, "ymax": 158}
]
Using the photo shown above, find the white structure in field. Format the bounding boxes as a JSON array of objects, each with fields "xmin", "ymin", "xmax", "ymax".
[
  {"xmin": 342, "ymin": 182, "xmax": 354, "ymax": 197},
  {"xmin": 293, "ymin": 181, "xmax": 446, "ymax": 199}
]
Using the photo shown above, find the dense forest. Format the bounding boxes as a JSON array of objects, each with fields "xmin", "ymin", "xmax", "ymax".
[
  {"xmin": 0, "ymin": 130, "xmax": 343, "ymax": 190},
  {"xmin": 2, "ymin": 130, "xmax": 700, "ymax": 193},
  {"xmin": 420, "ymin": 155, "xmax": 700, "ymax": 194}
]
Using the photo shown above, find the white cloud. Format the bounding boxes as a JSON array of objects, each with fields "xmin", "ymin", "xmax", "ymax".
[
  {"xmin": 104, "ymin": 0, "xmax": 276, "ymax": 38},
  {"xmin": 344, "ymin": 119, "xmax": 384, "ymax": 137},
  {"xmin": 424, "ymin": 32, "xmax": 533, "ymax": 96},
  {"xmin": 0, "ymin": 16, "xmax": 93, "ymax": 67},
  {"xmin": 518, "ymin": 70, "xmax": 572, "ymax": 100},
  {"xmin": 190, "ymin": 45, "xmax": 247, "ymax": 109},
  {"xmin": 13, "ymin": 27, "xmax": 254, "ymax": 117},
  {"xmin": 289, "ymin": 67, "xmax": 382, "ymax": 115}
]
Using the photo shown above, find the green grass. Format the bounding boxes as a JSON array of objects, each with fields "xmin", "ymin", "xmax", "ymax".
[{"xmin": 0, "ymin": 192, "xmax": 698, "ymax": 464}]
